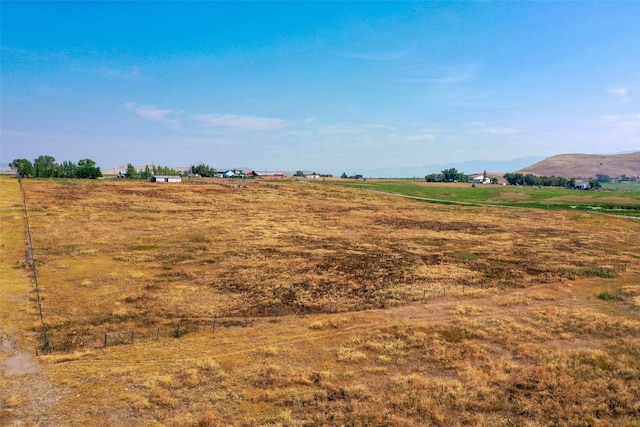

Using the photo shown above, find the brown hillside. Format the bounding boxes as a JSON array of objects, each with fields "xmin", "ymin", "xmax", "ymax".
[{"xmin": 518, "ymin": 152, "xmax": 640, "ymax": 179}]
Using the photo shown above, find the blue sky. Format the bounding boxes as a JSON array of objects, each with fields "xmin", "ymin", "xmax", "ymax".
[{"xmin": 2, "ymin": 1, "xmax": 639, "ymax": 173}]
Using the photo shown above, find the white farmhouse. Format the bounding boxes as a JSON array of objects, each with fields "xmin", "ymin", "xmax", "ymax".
[
  {"xmin": 472, "ymin": 175, "xmax": 491, "ymax": 184},
  {"xmin": 151, "ymin": 175, "xmax": 182, "ymax": 183}
]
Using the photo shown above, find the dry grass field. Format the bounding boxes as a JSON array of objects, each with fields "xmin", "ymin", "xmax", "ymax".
[{"xmin": 2, "ymin": 175, "xmax": 640, "ymax": 426}]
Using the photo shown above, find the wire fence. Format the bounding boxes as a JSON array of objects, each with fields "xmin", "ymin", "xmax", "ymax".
[
  {"xmin": 18, "ymin": 175, "xmax": 50, "ymax": 350},
  {"xmin": 35, "ymin": 262, "xmax": 636, "ymax": 354}
]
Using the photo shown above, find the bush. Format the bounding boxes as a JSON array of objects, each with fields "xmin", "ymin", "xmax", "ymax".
[{"xmin": 597, "ymin": 291, "xmax": 618, "ymax": 301}]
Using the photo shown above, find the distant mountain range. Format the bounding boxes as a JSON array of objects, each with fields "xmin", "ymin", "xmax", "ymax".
[
  {"xmin": 323, "ymin": 156, "xmax": 546, "ymax": 178},
  {"xmin": 516, "ymin": 152, "xmax": 640, "ymax": 179}
]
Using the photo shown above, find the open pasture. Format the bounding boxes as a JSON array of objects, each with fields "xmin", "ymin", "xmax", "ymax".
[
  {"xmin": 335, "ymin": 179, "xmax": 640, "ymax": 215},
  {"xmin": 2, "ymin": 176, "xmax": 640, "ymax": 426}
]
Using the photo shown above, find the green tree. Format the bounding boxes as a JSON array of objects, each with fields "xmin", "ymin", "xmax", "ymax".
[
  {"xmin": 126, "ymin": 163, "xmax": 137, "ymax": 178},
  {"xmin": 77, "ymin": 158, "xmax": 101, "ymax": 179},
  {"xmin": 425, "ymin": 173, "xmax": 443, "ymax": 182},
  {"xmin": 33, "ymin": 155, "xmax": 57, "ymax": 178},
  {"xmin": 9, "ymin": 158, "xmax": 34, "ymax": 177},
  {"xmin": 504, "ymin": 172, "xmax": 525, "ymax": 185},
  {"xmin": 589, "ymin": 179, "xmax": 601, "ymax": 189},
  {"xmin": 156, "ymin": 165, "xmax": 178, "ymax": 175},
  {"xmin": 191, "ymin": 163, "xmax": 217, "ymax": 177},
  {"xmin": 58, "ymin": 160, "xmax": 78, "ymax": 178},
  {"xmin": 294, "ymin": 170, "xmax": 306, "ymax": 177},
  {"xmin": 441, "ymin": 168, "xmax": 469, "ymax": 182},
  {"xmin": 341, "ymin": 172, "xmax": 348, "ymax": 179}
]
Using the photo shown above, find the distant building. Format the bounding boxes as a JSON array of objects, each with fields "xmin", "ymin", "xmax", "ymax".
[
  {"xmin": 222, "ymin": 169, "xmax": 250, "ymax": 178},
  {"xmin": 575, "ymin": 182, "xmax": 589, "ymax": 190},
  {"xmin": 472, "ymin": 175, "xmax": 491, "ymax": 184},
  {"xmin": 151, "ymin": 175, "xmax": 182, "ymax": 183}
]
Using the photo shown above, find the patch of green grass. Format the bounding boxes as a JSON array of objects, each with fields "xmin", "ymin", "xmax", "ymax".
[
  {"xmin": 601, "ymin": 182, "xmax": 640, "ymax": 192},
  {"xmin": 331, "ymin": 179, "xmax": 640, "ymax": 214},
  {"xmin": 134, "ymin": 245, "xmax": 157, "ymax": 251},
  {"xmin": 597, "ymin": 291, "xmax": 619, "ymax": 301},
  {"xmin": 455, "ymin": 252, "xmax": 482, "ymax": 261},
  {"xmin": 561, "ymin": 267, "xmax": 616, "ymax": 279}
]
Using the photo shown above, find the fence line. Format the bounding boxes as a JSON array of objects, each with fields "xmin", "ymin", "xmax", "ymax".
[
  {"xmin": 36, "ymin": 261, "xmax": 638, "ymax": 353},
  {"xmin": 18, "ymin": 175, "xmax": 49, "ymax": 351}
]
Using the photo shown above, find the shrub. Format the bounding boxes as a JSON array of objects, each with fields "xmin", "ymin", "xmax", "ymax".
[{"xmin": 597, "ymin": 291, "xmax": 618, "ymax": 301}]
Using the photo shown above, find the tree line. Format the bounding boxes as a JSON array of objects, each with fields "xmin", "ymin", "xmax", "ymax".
[
  {"xmin": 120, "ymin": 163, "xmax": 219, "ymax": 179},
  {"xmin": 503, "ymin": 173, "xmax": 605, "ymax": 189},
  {"xmin": 423, "ymin": 168, "xmax": 603, "ymax": 189},
  {"xmin": 425, "ymin": 168, "xmax": 470, "ymax": 183},
  {"xmin": 503, "ymin": 173, "xmax": 575, "ymax": 187},
  {"xmin": 10, "ymin": 155, "xmax": 102, "ymax": 179}
]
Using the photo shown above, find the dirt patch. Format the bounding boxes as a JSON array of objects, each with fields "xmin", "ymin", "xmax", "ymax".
[
  {"xmin": 1, "ymin": 330, "xmax": 16, "ymax": 353},
  {"xmin": 499, "ymin": 192, "xmax": 528, "ymax": 200},
  {"xmin": 2, "ymin": 351, "xmax": 39, "ymax": 376}
]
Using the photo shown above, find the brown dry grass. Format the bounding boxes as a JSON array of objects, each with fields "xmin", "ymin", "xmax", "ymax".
[
  {"xmin": 518, "ymin": 151, "xmax": 640, "ymax": 178},
  {"xmin": 1, "ymin": 176, "xmax": 640, "ymax": 426}
]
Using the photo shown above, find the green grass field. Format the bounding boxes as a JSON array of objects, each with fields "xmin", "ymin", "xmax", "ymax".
[{"xmin": 331, "ymin": 179, "xmax": 640, "ymax": 216}]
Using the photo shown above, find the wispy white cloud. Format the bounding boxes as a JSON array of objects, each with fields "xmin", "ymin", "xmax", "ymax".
[
  {"xmin": 487, "ymin": 127, "xmax": 520, "ymax": 135},
  {"xmin": 403, "ymin": 133, "xmax": 435, "ymax": 141},
  {"xmin": 126, "ymin": 103, "xmax": 182, "ymax": 129},
  {"xmin": 315, "ymin": 123, "xmax": 362, "ymax": 136},
  {"xmin": 608, "ymin": 86, "xmax": 629, "ymax": 97},
  {"xmin": 99, "ymin": 65, "xmax": 140, "ymax": 80},
  {"xmin": 608, "ymin": 86, "xmax": 633, "ymax": 103},
  {"xmin": 465, "ymin": 121, "xmax": 520, "ymax": 135},
  {"xmin": 191, "ymin": 114, "xmax": 289, "ymax": 131},
  {"xmin": 405, "ymin": 63, "xmax": 478, "ymax": 85},
  {"xmin": 600, "ymin": 113, "xmax": 640, "ymax": 132}
]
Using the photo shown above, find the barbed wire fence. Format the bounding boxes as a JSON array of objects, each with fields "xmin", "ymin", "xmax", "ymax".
[
  {"xmin": 35, "ymin": 260, "xmax": 636, "ymax": 353},
  {"xmin": 17, "ymin": 175, "xmax": 50, "ymax": 351}
]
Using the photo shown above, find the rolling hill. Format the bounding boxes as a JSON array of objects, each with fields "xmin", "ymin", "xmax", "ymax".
[{"xmin": 517, "ymin": 152, "xmax": 640, "ymax": 179}]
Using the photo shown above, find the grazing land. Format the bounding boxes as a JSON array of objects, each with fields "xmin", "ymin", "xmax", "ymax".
[
  {"xmin": 335, "ymin": 179, "xmax": 640, "ymax": 216},
  {"xmin": 2, "ymin": 176, "xmax": 640, "ymax": 426}
]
